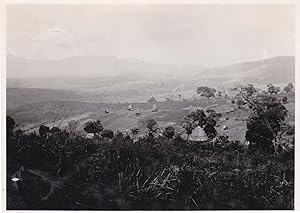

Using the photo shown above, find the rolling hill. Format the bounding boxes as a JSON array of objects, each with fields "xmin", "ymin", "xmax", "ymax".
[{"xmin": 6, "ymin": 55, "xmax": 294, "ymax": 109}]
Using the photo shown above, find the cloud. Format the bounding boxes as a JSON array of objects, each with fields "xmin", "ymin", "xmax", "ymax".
[{"xmin": 7, "ymin": 4, "xmax": 294, "ymax": 66}]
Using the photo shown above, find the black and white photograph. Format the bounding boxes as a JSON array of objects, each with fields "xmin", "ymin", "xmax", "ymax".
[{"xmin": 2, "ymin": 1, "xmax": 296, "ymax": 210}]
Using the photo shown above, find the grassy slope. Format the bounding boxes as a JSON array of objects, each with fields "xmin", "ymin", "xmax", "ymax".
[{"xmin": 7, "ymin": 93, "xmax": 295, "ymax": 142}]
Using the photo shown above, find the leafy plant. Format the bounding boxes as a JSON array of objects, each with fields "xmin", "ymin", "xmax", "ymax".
[{"xmin": 84, "ymin": 120, "xmax": 104, "ymax": 136}]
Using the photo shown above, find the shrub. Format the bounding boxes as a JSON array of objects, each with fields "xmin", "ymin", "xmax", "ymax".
[
  {"xmin": 245, "ymin": 94, "xmax": 287, "ymax": 152},
  {"xmin": 147, "ymin": 97, "xmax": 157, "ymax": 103},
  {"xmin": 282, "ymin": 96, "xmax": 288, "ymax": 104},
  {"xmin": 189, "ymin": 109, "xmax": 207, "ymax": 128},
  {"xmin": 196, "ymin": 86, "xmax": 216, "ymax": 98},
  {"xmin": 267, "ymin": 84, "xmax": 280, "ymax": 95},
  {"xmin": 50, "ymin": 127, "xmax": 61, "ymax": 134},
  {"xmin": 241, "ymin": 84, "xmax": 257, "ymax": 97},
  {"xmin": 130, "ymin": 127, "xmax": 140, "ymax": 136},
  {"xmin": 101, "ymin": 129, "xmax": 114, "ymax": 139},
  {"xmin": 6, "ymin": 110, "xmax": 294, "ymax": 210},
  {"xmin": 145, "ymin": 119, "xmax": 158, "ymax": 137},
  {"xmin": 39, "ymin": 125, "xmax": 50, "ymax": 138},
  {"xmin": 83, "ymin": 120, "xmax": 103, "ymax": 136},
  {"xmin": 236, "ymin": 98, "xmax": 246, "ymax": 108},
  {"xmin": 164, "ymin": 126, "xmax": 176, "ymax": 139},
  {"xmin": 204, "ymin": 117, "xmax": 217, "ymax": 139},
  {"xmin": 7, "ymin": 116, "xmax": 16, "ymax": 138},
  {"xmin": 283, "ymin": 83, "xmax": 294, "ymax": 94}
]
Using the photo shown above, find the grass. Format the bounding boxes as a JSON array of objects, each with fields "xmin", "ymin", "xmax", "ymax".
[
  {"xmin": 6, "ymin": 91, "xmax": 295, "ymax": 210},
  {"xmin": 6, "ymin": 129, "xmax": 294, "ymax": 210},
  {"xmin": 8, "ymin": 93, "xmax": 294, "ymax": 142}
]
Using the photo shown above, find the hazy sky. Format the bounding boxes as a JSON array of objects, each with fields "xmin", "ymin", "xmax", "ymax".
[{"xmin": 7, "ymin": 4, "xmax": 294, "ymax": 67}]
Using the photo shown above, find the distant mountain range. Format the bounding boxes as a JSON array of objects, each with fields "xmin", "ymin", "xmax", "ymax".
[
  {"xmin": 7, "ymin": 55, "xmax": 294, "ymax": 87},
  {"xmin": 194, "ymin": 56, "xmax": 295, "ymax": 87},
  {"xmin": 7, "ymin": 55, "xmax": 198, "ymax": 79},
  {"xmin": 6, "ymin": 55, "xmax": 294, "ymax": 108}
]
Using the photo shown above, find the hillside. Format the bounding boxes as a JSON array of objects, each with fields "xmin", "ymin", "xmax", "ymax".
[
  {"xmin": 7, "ymin": 92, "xmax": 295, "ymax": 142},
  {"xmin": 192, "ymin": 56, "xmax": 295, "ymax": 86},
  {"xmin": 6, "ymin": 55, "xmax": 202, "ymax": 89},
  {"xmin": 6, "ymin": 56, "xmax": 294, "ymax": 109},
  {"xmin": 7, "ymin": 55, "xmax": 294, "ymax": 90}
]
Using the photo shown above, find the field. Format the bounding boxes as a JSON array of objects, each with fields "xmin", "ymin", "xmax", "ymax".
[
  {"xmin": 7, "ymin": 92, "xmax": 295, "ymax": 142},
  {"xmin": 6, "ymin": 85, "xmax": 295, "ymax": 210}
]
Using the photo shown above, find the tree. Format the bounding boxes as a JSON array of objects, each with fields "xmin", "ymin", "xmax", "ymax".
[
  {"xmin": 164, "ymin": 126, "xmax": 175, "ymax": 139},
  {"xmin": 101, "ymin": 129, "xmax": 114, "ymax": 139},
  {"xmin": 217, "ymin": 91, "xmax": 223, "ymax": 98},
  {"xmin": 230, "ymin": 85, "xmax": 255, "ymax": 108},
  {"xmin": 7, "ymin": 116, "xmax": 16, "ymax": 157},
  {"xmin": 189, "ymin": 109, "xmax": 207, "ymax": 127},
  {"xmin": 245, "ymin": 94, "xmax": 287, "ymax": 152},
  {"xmin": 50, "ymin": 127, "xmax": 61, "ymax": 134},
  {"xmin": 181, "ymin": 116, "xmax": 195, "ymax": 142},
  {"xmin": 282, "ymin": 96, "xmax": 288, "ymax": 104},
  {"xmin": 267, "ymin": 84, "xmax": 280, "ymax": 95},
  {"xmin": 182, "ymin": 109, "xmax": 218, "ymax": 141},
  {"xmin": 130, "ymin": 127, "xmax": 140, "ymax": 136},
  {"xmin": 204, "ymin": 117, "xmax": 217, "ymax": 139},
  {"xmin": 241, "ymin": 84, "xmax": 257, "ymax": 97},
  {"xmin": 39, "ymin": 125, "xmax": 50, "ymax": 138},
  {"xmin": 165, "ymin": 97, "xmax": 174, "ymax": 102},
  {"xmin": 206, "ymin": 109, "xmax": 221, "ymax": 118},
  {"xmin": 15, "ymin": 129, "xmax": 23, "ymax": 138},
  {"xmin": 196, "ymin": 86, "xmax": 216, "ymax": 98},
  {"xmin": 145, "ymin": 119, "xmax": 158, "ymax": 137},
  {"xmin": 83, "ymin": 120, "xmax": 103, "ymax": 136},
  {"xmin": 7, "ymin": 116, "xmax": 15, "ymax": 138},
  {"xmin": 147, "ymin": 97, "xmax": 157, "ymax": 103},
  {"xmin": 236, "ymin": 98, "xmax": 246, "ymax": 108},
  {"xmin": 283, "ymin": 83, "xmax": 294, "ymax": 94}
]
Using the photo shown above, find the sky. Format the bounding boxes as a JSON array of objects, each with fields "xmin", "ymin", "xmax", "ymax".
[{"xmin": 7, "ymin": 4, "xmax": 294, "ymax": 67}]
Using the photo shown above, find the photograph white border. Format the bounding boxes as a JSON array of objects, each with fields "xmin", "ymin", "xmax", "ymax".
[{"xmin": 1, "ymin": 0, "xmax": 298, "ymax": 212}]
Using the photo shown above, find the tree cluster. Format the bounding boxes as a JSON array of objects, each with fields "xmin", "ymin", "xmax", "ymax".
[{"xmin": 196, "ymin": 86, "xmax": 216, "ymax": 98}]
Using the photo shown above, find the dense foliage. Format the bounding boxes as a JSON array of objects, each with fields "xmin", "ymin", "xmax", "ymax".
[
  {"xmin": 196, "ymin": 86, "xmax": 216, "ymax": 98},
  {"xmin": 83, "ymin": 120, "xmax": 103, "ymax": 136},
  {"xmin": 6, "ymin": 91, "xmax": 294, "ymax": 210},
  {"xmin": 283, "ymin": 83, "xmax": 294, "ymax": 94},
  {"xmin": 245, "ymin": 93, "xmax": 288, "ymax": 152},
  {"xmin": 267, "ymin": 84, "xmax": 280, "ymax": 95}
]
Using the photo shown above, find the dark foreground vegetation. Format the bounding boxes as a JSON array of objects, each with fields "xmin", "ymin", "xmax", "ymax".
[{"xmin": 6, "ymin": 84, "xmax": 294, "ymax": 210}]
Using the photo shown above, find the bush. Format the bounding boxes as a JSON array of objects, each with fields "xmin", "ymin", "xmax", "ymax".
[
  {"xmin": 246, "ymin": 94, "xmax": 287, "ymax": 152},
  {"xmin": 242, "ymin": 84, "xmax": 257, "ymax": 97},
  {"xmin": 282, "ymin": 96, "xmax": 288, "ymax": 104},
  {"xmin": 267, "ymin": 84, "xmax": 280, "ymax": 95},
  {"xmin": 130, "ymin": 127, "xmax": 140, "ymax": 136},
  {"xmin": 39, "ymin": 125, "xmax": 50, "ymax": 138},
  {"xmin": 101, "ymin": 129, "xmax": 114, "ymax": 139},
  {"xmin": 283, "ymin": 83, "xmax": 294, "ymax": 94},
  {"xmin": 83, "ymin": 120, "xmax": 103, "ymax": 136},
  {"xmin": 196, "ymin": 86, "xmax": 216, "ymax": 98},
  {"xmin": 145, "ymin": 119, "xmax": 158, "ymax": 137},
  {"xmin": 164, "ymin": 126, "xmax": 176, "ymax": 139},
  {"xmin": 204, "ymin": 117, "xmax": 217, "ymax": 139},
  {"xmin": 50, "ymin": 127, "xmax": 61, "ymax": 134},
  {"xmin": 6, "ymin": 109, "xmax": 294, "ymax": 210},
  {"xmin": 7, "ymin": 116, "xmax": 15, "ymax": 138}
]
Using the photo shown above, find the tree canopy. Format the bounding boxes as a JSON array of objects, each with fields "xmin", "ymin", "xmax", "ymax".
[
  {"xmin": 196, "ymin": 86, "xmax": 216, "ymax": 98},
  {"xmin": 84, "ymin": 120, "xmax": 104, "ymax": 136}
]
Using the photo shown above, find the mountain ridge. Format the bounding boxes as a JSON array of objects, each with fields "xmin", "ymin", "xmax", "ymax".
[{"xmin": 7, "ymin": 55, "xmax": 294, "ymax": 90}]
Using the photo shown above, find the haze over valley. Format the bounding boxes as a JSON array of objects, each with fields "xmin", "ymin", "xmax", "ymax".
[{"xmin": 7, "ymin": 54, "xmax": 295, "ymax": 108}]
